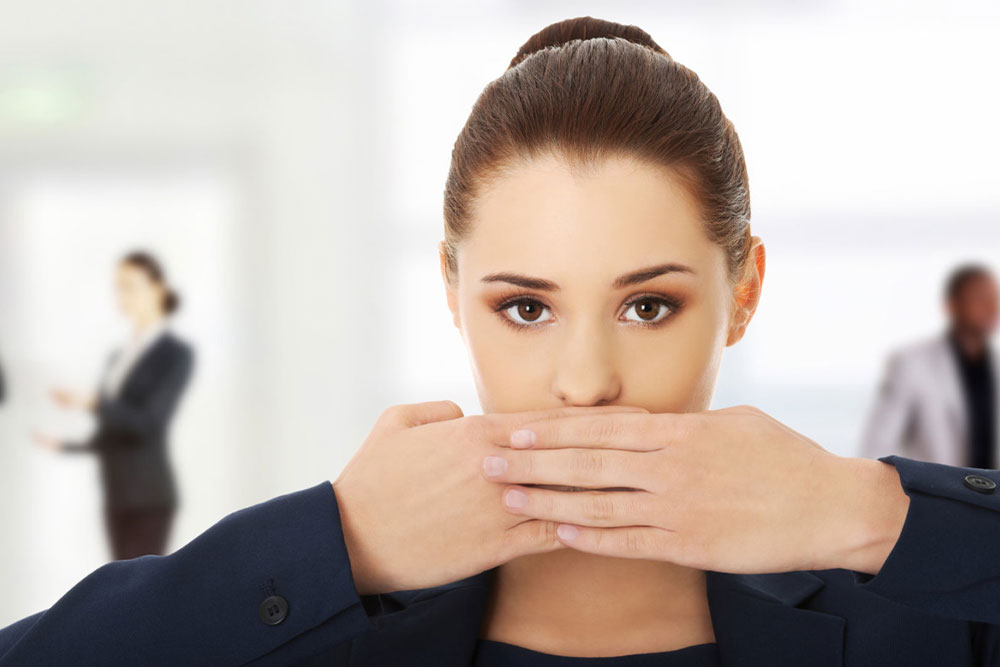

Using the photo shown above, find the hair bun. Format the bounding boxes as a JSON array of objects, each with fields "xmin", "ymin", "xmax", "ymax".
[
  {"xmin": 163, "ymin": 289, "xmax": 181, "ymax": 315},
  {"xmin": 508, "ymin": 16, "xmax": 669, "ymax": 70}
]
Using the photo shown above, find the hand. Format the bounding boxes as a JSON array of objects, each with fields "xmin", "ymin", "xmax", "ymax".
[
  {"xmin": 332, "ymin": 400, "xmax": 648, "ymax": 595},
  {"xmin": 480, "ymin": 405, "xmax": 911, "ymax": 576},
  {"xmin": 32, "ymin": 430, "xmax": 64, "ymax": 452},
  {"xmin": 50, "ymin": 388, "xmax": 96, "ymax": 411}
]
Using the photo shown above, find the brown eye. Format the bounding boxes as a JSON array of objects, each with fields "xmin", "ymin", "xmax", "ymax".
[
  {"xmin": 622, "ymin": 297, "xmax": 672, "ymax": 324},
  {"xmin": 503, "ymin": 299, "xmax": 553, "ymax": 326},
  {"xmin": 636, "ymin": 298, "xmax": 659, "ymax": 320}
]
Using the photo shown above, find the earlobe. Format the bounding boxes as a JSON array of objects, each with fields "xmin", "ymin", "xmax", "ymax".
[{"xmin": 726, "ymin": 235, "xmax": 766, "ymax": 347}]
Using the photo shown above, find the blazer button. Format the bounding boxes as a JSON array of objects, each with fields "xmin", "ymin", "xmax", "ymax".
[
  {"xmin": 258, "ymin": 595, "xmax": 289, "ymax": 625},
  {"xmin": 963, "ymin": 474, "xmax": 997, "ymax": 494}
]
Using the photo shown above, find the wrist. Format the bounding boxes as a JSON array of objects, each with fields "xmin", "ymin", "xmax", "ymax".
[
  {"xmin": 827, "ymin": 456, "xmax": 910, "ymax": 574},
  {"xmin": 331, "ymin": 480, "xmax": 378, "ymax": 596}
]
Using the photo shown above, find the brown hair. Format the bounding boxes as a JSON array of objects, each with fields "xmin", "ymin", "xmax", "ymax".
[
  {"xmin": 121, "ymin": 250, "xmax": 180, "ymax": 315},
  {"xmin": 442, "ymin": 16, "xmax": 752, "ymax": 289},
  {"xmin": 945, "ymin": 262, "xmax": 995, "ymax": 301}
]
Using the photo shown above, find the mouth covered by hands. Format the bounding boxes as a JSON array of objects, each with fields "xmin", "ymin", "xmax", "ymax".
[{"xmin": 481, "ymin": 405, "xmax": 911, "ymax": 576}]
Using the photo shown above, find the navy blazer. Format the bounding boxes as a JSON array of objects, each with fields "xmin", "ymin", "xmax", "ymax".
[
  {"xmin": 64, "ymin": 332, "xmax": 195, "ymax": 510},
  {"xmin": 1, "ymin": 454, "xmax": 998, "ymax": 665}
]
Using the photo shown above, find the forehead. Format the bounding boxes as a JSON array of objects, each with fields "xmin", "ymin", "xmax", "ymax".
[{"xmin": 460, "ymin": 153, "xmax": 720, "ymax": 283}]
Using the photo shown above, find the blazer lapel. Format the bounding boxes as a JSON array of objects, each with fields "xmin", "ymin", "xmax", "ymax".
[
  {"xmin": 993, "ymin": 345, "xmax": 1000, "ymax": 467},
  {"xmin": 706, "ymin": 570, "xmax": 845, "ymax": 667},
  {"xmin": 116, "ymin": 333, "xmax": 170, "ymax": 398},
  {"xmin": 366, "ymin": 568, "xmax": 846, "ymax": 666}
]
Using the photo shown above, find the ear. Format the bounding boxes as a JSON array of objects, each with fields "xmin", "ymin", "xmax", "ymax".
[
  {"xmin": 439, "ymin": 241, "xmax": 461, "ymax": 329},
  {"xmin": 726, "ymin": 235, "xmax": 766, "ymax": 346}
]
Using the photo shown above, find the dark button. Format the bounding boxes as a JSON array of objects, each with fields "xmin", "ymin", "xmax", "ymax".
[
  {"xmin": 963, "ymin": 474, "xmax": 997, "ymax": 494},
  {"xmin": 258, "ymin": 595, "xmax": 289, "ymax": 625}
]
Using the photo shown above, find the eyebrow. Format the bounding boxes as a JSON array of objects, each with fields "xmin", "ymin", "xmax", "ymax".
[{"xmin": 480, "ymin": 263, "xmax": 695, "ymax": 291}]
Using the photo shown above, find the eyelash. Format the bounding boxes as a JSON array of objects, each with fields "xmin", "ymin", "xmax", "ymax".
[{"xmin": 491, "ymin": 291, "xmax": 685, "ymax": 332}]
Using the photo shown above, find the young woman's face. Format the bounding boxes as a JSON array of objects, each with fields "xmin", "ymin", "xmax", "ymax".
[
  {"xmin": 443, "ymin": 152, "xmax": 755, "ymax": 415},
  {"xmin": 114, "ymin": 263, "xmax": 163, "ymax": 322}
]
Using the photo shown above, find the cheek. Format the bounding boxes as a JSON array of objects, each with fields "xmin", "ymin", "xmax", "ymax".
[
  {"xmin": 462, "ymin": 313, "xmax": 556, "ymax": 413},
  {"xmin": 618, "ymin": 295, "xmax": 729, "ymax": 413}
]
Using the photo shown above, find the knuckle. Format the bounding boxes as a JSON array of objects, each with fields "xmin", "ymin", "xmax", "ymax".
[
  {"xmin": 624, "ymin": 529, "xmax": 646, "ymax": 554},
  {"xmin": 540, "ymin": 520, "xmax": 560, "ymax": 546},
  {"xmin": 574, "ymin": 450, "xmax": 605, "ymax": 475},
  {"xmin": 590, "ymin": 417, "xmax": 620, "ymax": 444},
  {"xmin": 586, "ymin": 493, "xmax": 616, "ymax": 522},
  {"xmin": 379, "ymin": 404, "xmax": 406, "ymax": 424}
]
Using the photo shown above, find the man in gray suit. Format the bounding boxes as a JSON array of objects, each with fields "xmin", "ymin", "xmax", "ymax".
[{"xmin": 861, "ymin": 263, "xmax": 998, "ymax": 467}]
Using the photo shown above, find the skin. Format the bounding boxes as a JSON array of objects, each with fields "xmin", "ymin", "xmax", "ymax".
[
  {"xmin": 33, "ymin": 262, "xmax": 169, "ymax": 450},
  {"xmin": 946, "ymin": 272, "xmax": 998, "ymax": 360},
  {"xmin": 441, "ymin": 151, "xmax": 745, "ymax": 654},
  {"xmin": 436, "ymin": 151, "xmax": 907, "ymax": 656}
]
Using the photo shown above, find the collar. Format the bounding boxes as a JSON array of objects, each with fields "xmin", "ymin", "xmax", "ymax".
[
  {"xmin": 131, "ymin": 319, "xmax": 168, "ymax": 351},
  {"xmin": 379, "ymin": 567, "xmax": 846, "ymax": 667}
]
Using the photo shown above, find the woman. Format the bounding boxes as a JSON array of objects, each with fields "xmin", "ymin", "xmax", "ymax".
[
  {"xmin": 34, "ymin": 250, "xmax": 195, "ymax": 561},
  {"xmin": 2, "ymin": 16, "xmax": 999, "ymax": 666}
]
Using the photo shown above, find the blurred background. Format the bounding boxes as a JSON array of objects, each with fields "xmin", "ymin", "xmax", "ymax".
[{"xmin": 0, "ymin": 0, "xmax": 998, "ymax": 626}]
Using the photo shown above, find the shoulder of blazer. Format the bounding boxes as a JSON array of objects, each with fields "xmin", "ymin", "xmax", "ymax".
[
  {"xmin": 154, "ymin": 332, "xmax": 195, "ymax": 365},
  {"xmin": 887, "ymin": 333, "xmax": 950, "ymax": 377}
]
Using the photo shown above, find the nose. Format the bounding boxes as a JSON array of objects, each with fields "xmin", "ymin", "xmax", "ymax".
[{"xmin": 550, "ymin": 322, "xmax": 623, "ymax": 406}]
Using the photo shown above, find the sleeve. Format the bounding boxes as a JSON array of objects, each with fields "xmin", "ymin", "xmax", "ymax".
[
  {"xmin": 858, "ymin": 352, "xmax": 915, "ymax": 460},
  {"xmin": 850, "ymin": 455, "xmax": 1000, "ymax": 626},
  {"xmin": 95, "ymin": 345, "xmax": 194, "ymax": 443},
  {"xmin": 0, "ymin": 481, "xmax": 379, "ymax": 666}
]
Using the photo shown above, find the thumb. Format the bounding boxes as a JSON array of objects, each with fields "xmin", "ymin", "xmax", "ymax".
[
  {"xmin": 501, "ymin": 519, "xmax": 564, "ymax": 561},
  {"xmin": 383, "ymin": 400, "xmax": 465, "ymax": 429}
]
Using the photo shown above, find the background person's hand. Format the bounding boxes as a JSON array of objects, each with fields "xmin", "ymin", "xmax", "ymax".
[
  {"xmin": 31, "ymin": 430, "xmax": 63, "ymax": 451},
  {"xmin": 49, "ymin": 388, "xmax": 96, "ymax": 411},
  {"xmin": 332, "ymin": 400, "xmax": 648, "ymax": 595},
  {"xmin": 480, "ymin": 404, "xmax": 911, "ymax": 576}
]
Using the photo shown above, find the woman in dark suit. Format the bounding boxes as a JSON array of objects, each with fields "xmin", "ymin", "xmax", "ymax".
[
  {"xmin": 4, "ymin": 16, "xmax": 1000, "ymax": 666},
  {"xmin": 34, "ymin": 250, "xmax": 195, "ymax": 560}
]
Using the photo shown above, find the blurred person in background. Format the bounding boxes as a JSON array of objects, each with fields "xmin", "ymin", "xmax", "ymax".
[
  {"xmin": 860, "ymin": 263, "xmax": 998, "ymax": 467},
  {"xmin": 3, "ymin": 16, "xmax": 1000, "ymax": 666},
  {"xmin": 32, "ymin": 250, "xmax": 195, "ymax": 560}
]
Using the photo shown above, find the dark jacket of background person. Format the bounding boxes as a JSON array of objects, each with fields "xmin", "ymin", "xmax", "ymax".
[
  {"xmin": 64, "ymin": 331, "xmax": 194, "ymax": 510},
  {"xmin": 0, "ymin": 453, "xmax": 998, "ymax": 665}
]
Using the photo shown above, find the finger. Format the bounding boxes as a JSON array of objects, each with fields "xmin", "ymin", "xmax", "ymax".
[
  {"xmin": 483, "ymin": 448, "xmax": 651, "ymax": 489},
  {"xmin": 498, "ymin": 485, "xmax": 656, "ymax": 527},
  {"xmin": 476, "ymin": 405, "xmax": 650, "ymax": 447},
  {"xmin": 500, "ymin": 518, "xmax": 566, "ymax": 560},
  {"xmin": 553, "ymin": 523, "xmax": 676, "ymax": 560},
  {"xmin": 510, "ymin": 412, "xmax": 687, "ymax": 451},
  {"xmin": 382, "ymin": 400, "xmax": 465, "ymax": 429}
]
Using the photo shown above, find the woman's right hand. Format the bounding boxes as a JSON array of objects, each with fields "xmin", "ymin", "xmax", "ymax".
[
  {"xmin": 31, "ymin": 430, "xmax": 63, "ymax": 451},
  {"xmin": 332, "ymin": 400, "xmax": 646, "ymax": 595}
]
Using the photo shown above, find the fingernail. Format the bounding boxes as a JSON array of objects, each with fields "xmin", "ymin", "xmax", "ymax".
[
  {"xmin": 504, "ymin": 488, "xmax": 528, "ymax": 508},
  {"xmin": 557, "ymin": 524, "xmax": 579, "ymax": 540},
  {"xmin": 483, "ymin": 456, "xmax": 508, "ymax": 477},
  {"xmin": 510, "ymin": 428, "xmax": 537, "ymax": 448}
]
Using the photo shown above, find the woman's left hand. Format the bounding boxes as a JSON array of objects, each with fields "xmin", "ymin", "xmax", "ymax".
[{"xmin": 481, "ymin": 405, "xmax": 911, "ymax": 576}]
